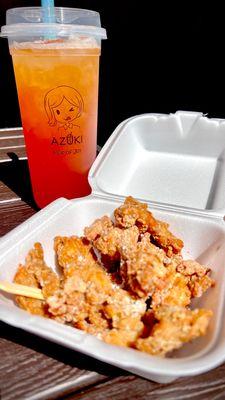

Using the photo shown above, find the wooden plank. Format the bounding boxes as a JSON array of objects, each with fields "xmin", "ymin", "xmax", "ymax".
[
  {"xmin": 0, "ymin": 127, "xmax": 26, "ymax": 162},
  {"xmin": 0, "ymin": 146, "xmax": 27, "ymax": 162},
  {"xmin": 0, "ymin": 323, "xmax": 111, "ymax": 400},
  {"xmin": 69, "ymin": 366, "xmax": 225, "ymax": 400},
  {"xmin": 0, "ymin": 201, "xmax": 36, "ymax": 236},
  {"xmin": 0, "ymin": 137, "xmax": 25, "ymax": 147},
  {"xmin": 0, "ymin": 181, "xmax": 20, "ymax": 202},
  {"xmin": 0, "ymin": 127, "xmax": 23, "ymax": 138}
]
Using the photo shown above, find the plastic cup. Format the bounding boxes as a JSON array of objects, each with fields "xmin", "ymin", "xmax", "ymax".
[{"xmin": 0, "ymin": 7, "xmax": 106, "ymax": 208}]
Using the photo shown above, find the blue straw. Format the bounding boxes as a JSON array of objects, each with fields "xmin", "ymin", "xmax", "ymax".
[{"xmin": 41, "ymin": 0, "xmax": 56, "ymax": 23}]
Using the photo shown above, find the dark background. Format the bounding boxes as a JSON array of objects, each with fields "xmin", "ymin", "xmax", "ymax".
[{"xmin": 0, "ymin": 0, "xmax": 224, "ymax": 146}]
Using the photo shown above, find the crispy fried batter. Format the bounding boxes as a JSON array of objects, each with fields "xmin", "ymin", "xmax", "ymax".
[
  {"xmin": 77, "ymin": 289, "xmax": 146, "ymax": 347},
  {"xmin": 14, "ymin": 243, "xmax": 60, "ymax": 315},
  {"xmin": 54, "ymin": 236, "xmax": 97, "ymax": 277},
  {"xmin": 80, "ymin": 290, "xmax": 146, "ymax": 347},
  {"xmin": 103, "ymin": 289, "xmax": 146, "ymax": 330},
  {"xmin": 114, "ymin": 196, "xmax": 155, "ymax": 232},
  {"xmin": 84, "ymin": 212, "xmax": 188, "ymax": 307},
  {"xmin": 84, "ymin": 217, "xmax": 139, "ymax": 260},
  {"xmin": 14, "ymin": 264, "xmax": 47, "ymax": 316},
  {"xmin": 102, "ymin": 327, "xmax": 143, "ymax": 347},
  {"xmin": 48, "ymin": 236, "xmax": 146, "ymax": 333},
  {"xmin": 118, "ymin": 226, "xmax": 140, "ymax": 259},
  {"xmin": 150, "ymin": 220, "xmax": 183, "ymax": 257},
  {"xmin": 49, "ymin": 236, "xmax": 114, "ymax": 324},
  {"xmin": 177, "ymin": 260, "xmax": 215, "ymax": 298},
  {"xmin": 84, "ymin": 215, "xmax": 113, "ymax": 241},
  {"xmin": 151, "ymin": 264, "xmax": 191, "ymax": 308},
  {"xmin": 135, "ymin": 306, "xmax": 212, "ymax": 356},
  {"xmin": 151, "ymin": 255, "xmax": 214, "ymax": 309},
  {"xmin": 121, "ymin": 236, "xmax": 191, "ymax": 309},
  {"xmin": 90, "ymin": 226, "xmax": 122, "ymax": 259},
  {"xmin": 23, "ymin": 242, "xmax": 60, "ymax": 297},
  {"xmin": 114, "ymin": 196, "xmax": 183, "ymax": 256},
  {"xmin": 120, "ymin": 233, "xmax": 168, "ymax": 298}
]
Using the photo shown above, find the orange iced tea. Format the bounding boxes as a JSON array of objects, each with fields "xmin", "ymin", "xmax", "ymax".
[{"xmin": 10, "ymin": 41, "xmax": 100, "ymax": 208}]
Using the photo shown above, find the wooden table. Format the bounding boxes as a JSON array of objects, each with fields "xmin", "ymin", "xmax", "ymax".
[{"xmin": 0, "ymin": 128, "xmax": 225, "ymax": 400}]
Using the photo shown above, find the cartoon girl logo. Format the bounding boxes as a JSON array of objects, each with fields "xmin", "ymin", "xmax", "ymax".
[{"xmin": 44, "ymin": 85, "xmax": 84, "ymax": 134}]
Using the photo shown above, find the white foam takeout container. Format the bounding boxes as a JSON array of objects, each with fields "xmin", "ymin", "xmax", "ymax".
[{"xmin": 1, "ymin": 111, "xmax": 225, "ymax": 383}]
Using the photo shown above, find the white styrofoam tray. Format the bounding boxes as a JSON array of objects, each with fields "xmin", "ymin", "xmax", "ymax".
[{"xmin": 1, "ymin": 111, "xmax": 225, "ymax": 383}]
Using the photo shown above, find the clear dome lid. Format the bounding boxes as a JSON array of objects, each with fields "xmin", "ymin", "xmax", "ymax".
[{"xmin": 0, "ymin": 7, "xmax": 107, "ymax": 39}]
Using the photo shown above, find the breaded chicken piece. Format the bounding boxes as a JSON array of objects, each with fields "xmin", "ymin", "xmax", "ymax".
[
  {"xmin": 54, "ymin": 236, "xmax": 97, "ymax": 277},
  {"xmin": 103, "ymin": 289, "xmax": 146, "ymax": 331},
  {"xmin": 14, "ymin": 265, "xmax": 47, "ymax": 316},
  {"xmin": 23, "ymin": 242, "xmax": 60, "ymax": 298},
  {"xmin": 54, "ymin": 234, "xmax": 120, "ymax": 325},
  {"xmin": 84, "ymin": 215, "xmax": 113, "ymax": 241},
  {"xmin": 135, "ymin": 305, "xmax": 212, "ymax": 356},
  {"xmin": 151, "ymin": 256, "xmax": 213, "ymax": 309},
  {"xmin": 76, "ymin": 321, "xmax": 144, "ymax": 347},
  {"xmin": 84, "ymin": 216, "xmax": 139, "ymax": 261},
  {"xmin": 48, "ymin": 236, "xmax": 114, "ymax": 324},
  {"xmin": 176, "ymin": 260, "xmax": 215, "ymax": 298},
  {"xmin": 54, "ymin": 236, "xmax": 114, "ymax": 301},
  {"xmin": 114, "ymin": 196, "xmax": 156, "ymax": 233},
  {"xmin": 85, "ymin": 216, "xmax": 188, "ymax": 306},
  {"xmin": 114, "ymin": 197, "xmax": 183, "ymax": 256},
  {"xmin": 48, "ymin": 236, "xmax": 146, "ymax": 333},
  {"xmin": 151, "ymin": 264, "xmax": 191, "ymax": 308},
  {"xmin": 118, "ymin": 226, "xmax": 140, "ymax": 259},
  {"xmin": 102, "ymin": 327, "xmax": 143, "ymax": 347},
  {"xmin": 120, "ymin": 233, "xmax": 168, "ymax": 298},
  {"xmin": 14, "ymin": 243, "xmax": 60, "ymax": 316},
  {"xmin": 47, "ymin": 281, "xmax": 90, "ymax": 325},
  {"xmin": 150, "ymin": 220, "xmax": 183, "ymax": 257},
  {"xmin": 77, "ymin": 289, "xmax": 146, "ymax": 347}
]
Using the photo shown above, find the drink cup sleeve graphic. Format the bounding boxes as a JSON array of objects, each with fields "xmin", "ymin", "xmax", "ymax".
[{"xmin": 44, "ymin": 85, "xmax": 84, "ymax": 132}]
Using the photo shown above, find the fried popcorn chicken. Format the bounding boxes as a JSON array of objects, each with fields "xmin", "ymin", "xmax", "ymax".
[
  {"xmin": 48, "ymin": 236, "xmax": 146, "ymax": 334},
  {"xmin": 84, "ymin": 216, "xmax": 139, "ymax": 261},
  {"xmin": 89, "ymin": 226, "xmax": 122, "ymax": 259},
  {"xmin": 47, "ymin": 287, "xmax": 90, "ymax": 324},
  {"xmin": 120, "ymin": 233, "xmax": 168, "ymax": 298},
  {"xmin": 102, "ymin": 327, "xmax": 143, "ymax": 347},
  {"xmin": 48, "ymin": 236, "xmax": 114, "ymax": 324},
  {"xmin": 150, "ymin": 220, "xmax": 183, "ymax": 257},
  {"xmin": 103, "ymin": 289, "xmax": 146, "ymax": 331},
  {"xmin": 84, "ymin": 215, "xmax": 113, "ymax": 241},
  {"xmin": 114, "ymin": 196, "xmax": 183, "ymax": 256},
  {"xmin": 54, "ymin": 236, "xmax": 97, "ymax": 277},
  {"xmin": 13, "ymin": 196, "xmax": 215, "ymax": 358},
  {"xmin": 14, "ymin": 243, "xmax": 60, "ymax": 316},
  {"xmin": 150, "ymin": 255, "xmax": 214, "ymax": 309},
  {"xmin": 120, "ymin": 233, "xmax": 192, "ymax": 308},
  {"xmin": 77, "ymin": 289, "xmax": 146, "ymax": 347},
  {"xmin": 14, "ymin": 265, "xmax": 47, "ymax": 316},
  {"xmin": 114, "ymin": 196, "xmax": 155, "ymax": 232},
  {"xmin": 151, "ymin": 264, "xmax": 191, "ymax": 308},
  {"xmin": 135, "ymin": 306, "xmax": 212, "ymax": 356},
  {"xmin": 176, "ymin": 260, "xmax": 215, "ymax": 298},
  {"xmin": 84, "ymin": 214, "xmax": 189, "ymax": 306}
]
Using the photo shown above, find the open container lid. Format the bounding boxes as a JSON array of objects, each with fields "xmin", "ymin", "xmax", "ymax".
[{"xmin": 89, "ymin": 111, "xmax": 225, "ymax": 217}]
